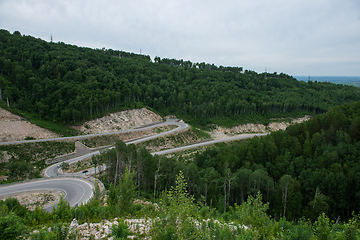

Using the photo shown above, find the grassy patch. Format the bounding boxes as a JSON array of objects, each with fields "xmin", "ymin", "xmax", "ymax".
[
  {"xmin": 81, "ymin": 126, "xmax": 179, "ymax": 148},
  {"xmin": 68, "ymin": 157, "xmax": 93, "ymax": 173},
  {"xmin": 137, "ymin": 127, "xmax": 211, "ymax": 152},
  {"xmin": 0, "ymin": 141, "xmax": 75, "ymax": 179},
  {"xmin": 154, "ymin": 125, "xmax": 177, "ymax": 133},
  {"xmin": 0, "ymin": 141, "xmax": 75, "ymax": 163},
  {"xmin": 81, "ymin": 134, "xmax": 129, "ymax": 148},
  {"xmin": 163, "ymin": 146, "xmax": 206, "ymax": 161}
]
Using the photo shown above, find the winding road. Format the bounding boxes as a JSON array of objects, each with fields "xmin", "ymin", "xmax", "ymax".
[
  {"xmin": 0, "ymin": 118, "xmax": 265, "ymax": 211},
  {"xmin": 152, "ymin": 133, "xmax": 267, "ymax": 155},
  {"xmin": 0, "ymin": 178, "xmax": 93, "ymax": 212}
]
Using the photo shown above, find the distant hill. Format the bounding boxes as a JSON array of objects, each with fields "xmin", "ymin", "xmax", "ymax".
[
  {"xmin": 294, "ymin": 76, "xmax": 360, "ymax": 87},
  {"xmin": 1, "ymin": 29, "xmax": 360, "ymax": 127}
]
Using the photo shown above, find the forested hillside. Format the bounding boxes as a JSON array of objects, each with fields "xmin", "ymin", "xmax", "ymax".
[
  {"xmin": 1, "ymin": 29, "xmax": 359, "ymax": 127},
  {"xmin": 2, "ymin": 102, "xmax": 360, "ymax": 239},
  {"xmin": 184, "ymin": 100, "xmax": 360, "ymax": 221},
  {"xmin": 84, "ymin": 100, "xmax": 360, "ymax": 223}
]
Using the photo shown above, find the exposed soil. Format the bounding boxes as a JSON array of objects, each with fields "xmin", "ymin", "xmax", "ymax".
[
  {"xmin": 72, "ymin": 107, "xmax": 163, "ymax": 134},
  {"xmin": 0, "ymin": 107, "xmax": 163, "ymax": 143},
  {"xmin": 0, "ymin": 108, "xmax": 59, "ymax": 142},
  {"xmin": 0, "ymin": 190, "xmax": 62, "ymax": 211},
  {"xmin": 137, "ymin": 128, "xmax": 209, "ymax": 152},
  {"xmin": 209, "ymin": 115, "xmax": 312, "ymax": 140}
]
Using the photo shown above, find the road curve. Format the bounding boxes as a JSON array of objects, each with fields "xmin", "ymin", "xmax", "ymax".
[
  {"xmin": 0, "ymin": 177, "xmax": 93, "ymax": 212},
  {"xmin": 0, "ymin": 119, "xmax": 188, "ymax": 211},
  {"xmin": 0, "ymin": 119, "xmax": 267, "ymax": 212},
  {"xmin": 0, "ymin": 119, "xmax": 188, "ymax": 146},
  {"xmin": 44, "ymin": 119, "xmax": 188, "ymax": 177}
]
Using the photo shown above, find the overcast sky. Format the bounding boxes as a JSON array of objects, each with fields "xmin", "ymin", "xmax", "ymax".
[{"xmin": 1, "ymin": 0, "xmax": 359, "ymax": 76}]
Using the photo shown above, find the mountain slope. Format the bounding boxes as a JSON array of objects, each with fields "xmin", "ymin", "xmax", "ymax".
[{"xmin": 1, "ymin": 29, "xmax": 359, "ymax": 127}]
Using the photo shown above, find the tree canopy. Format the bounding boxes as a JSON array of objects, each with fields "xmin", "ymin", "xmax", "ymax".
[{"xmin": 1, "ymin": 29, "xmax": 359, "ymax": 127}]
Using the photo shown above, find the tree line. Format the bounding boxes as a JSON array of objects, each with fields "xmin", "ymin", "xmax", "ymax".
[
  {"xmin": 2, "ymin": 173, "xmax": 360, "ymax": 239},
  {"xmin": 1, "ymin": 29, "xmax": 360, "ymax": 126},
  {"xmin": 92, "ymin": 100, "xmax": 360, "ymax": 223},
  {"xmin": 1, "ymin": 100, "xmax": 360, "ymax": 238}
]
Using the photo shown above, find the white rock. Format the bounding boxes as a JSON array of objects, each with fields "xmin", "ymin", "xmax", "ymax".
[
  {"xmin": 70, "ymin": 218, "xmax": 79, "ymax": 228},
  {"xmin": 104, "ymin": 225, "xmax": 110, "ymax": 235},
  {"xmin": 78, "ymin": 222, "xmax": 88, "ymax": 230}
]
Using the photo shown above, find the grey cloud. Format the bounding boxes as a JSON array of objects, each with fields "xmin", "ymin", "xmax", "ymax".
[{"xmin": 0, "ymin": 0, "xmax": 359, "ymax": 76}]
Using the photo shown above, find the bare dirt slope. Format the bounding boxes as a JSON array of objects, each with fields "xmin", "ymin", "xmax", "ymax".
[
  {"xmin": 0, "ymin": 108, "xmax": 59, "ymax": 142},
  {"xmin": 72, "ymin": 107, "xmax": 163, "ymax": 134},
  {"xmin": 0, "ymin": 190, "xmax": 62, "ymax": 211},
  {"xmin": 210, "ymin": 115, "xmax": 312, "ymax": 140},
  {"xmin": 0, "ymin": 107, "xmax": 163, "ymax": 143}
]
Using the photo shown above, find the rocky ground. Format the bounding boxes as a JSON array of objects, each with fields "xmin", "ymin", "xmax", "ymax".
[
  {"xmin": 72, "ymin": 107, "xmax": 163, "ymax": 134},
  {"xmin": 0, "ymin": 108, "xmax": 59, "ymax": 142},
  {"xmin": 55, "ymin": 215, "xmax": 243, "ymax": 239},
  {"xmin": 64, "ymin": 217, "xmax": 151, "ymax": 240},
  {"xmin": 0, "ymin": 190, "xmax": 62, "ymax": 211},
  {"xmin": 209, "ymin": 115, "xmax": 312, "ymax": 140}
]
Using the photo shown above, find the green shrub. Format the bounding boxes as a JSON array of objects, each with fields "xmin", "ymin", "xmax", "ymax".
[
  {"xmin": 0, "ymin": 213, "xmax": 27, "ymax": 239},
  {"xmin": 112, "ymin": 222, "xmax": 129, "ymax": 239}
]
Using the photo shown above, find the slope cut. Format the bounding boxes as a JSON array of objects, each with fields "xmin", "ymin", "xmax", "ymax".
[
  {"xmin": 0, "ymin": 108, "xmax": 59, "ymax": 142},
  {"xmin": 72, "ymin": 107, "xmax": 163, "ymax": 134}
]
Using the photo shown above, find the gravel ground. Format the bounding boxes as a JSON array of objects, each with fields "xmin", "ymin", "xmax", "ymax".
[
  {"xmin": 0, "ymin": 190, "xmax": 63, "ymax": 211},
  {"xmin": 209, "ymin": 115, "xmax": 312, "ymax": 140},
  {"xmin": 72, "ymin": 107, "xmax": 163, "ymax": 134},
  {"xmin": 0, "ymin": 108, "xmax": 59, "ymax": 142}
]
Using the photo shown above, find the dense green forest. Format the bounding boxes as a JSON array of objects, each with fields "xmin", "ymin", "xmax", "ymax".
[
  {"xmin": 3, "ymin": 111, "xmax": 360, "ymax": 239},
  {"xmin": 1, "ymin": 29, "xmax": 360, "ymax": 127},
  {"xmin": 2, "ymin": 28, "xmax": 360, "ymax": 238},
  {"xmin": 89, "ymin": 100, "xmax": 360, "ymax": 224},
  {"xmin": 188, "ymin": 100, "xmax": 360, "ymax": 221}
]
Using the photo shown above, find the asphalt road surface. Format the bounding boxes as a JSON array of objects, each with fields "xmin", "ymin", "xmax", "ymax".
[
  {"xmin": 152, "ymin": 133, "xmax": 268, "ymax": 155},
  {"xmin": 0, "ymin": 118, "xmax": 188, "ymax": 146},
  {"xmin": 44, "ymin": 119, "xmax": 189, "ymax": 177},
  {"xmin": 0, "ymin": 119, "xmax": 188, "ymax": 211},
  {"xmin": 0, "ymin": 178, "xmax": 93, "ymax": 212},
  {"xmin": 0, "ymin": 119, "xmax": 267, "ymax": 212}
]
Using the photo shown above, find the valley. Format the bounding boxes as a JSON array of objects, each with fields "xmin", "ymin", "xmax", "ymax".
[{"xmin": 1, "ymin": 29, "xmax": 360, "ymax": 239}]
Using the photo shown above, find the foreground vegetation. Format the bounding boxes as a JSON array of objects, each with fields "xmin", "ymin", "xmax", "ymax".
[{"xmin": 1, "ymin": 171, "xmax": 360, "ymax": 239}]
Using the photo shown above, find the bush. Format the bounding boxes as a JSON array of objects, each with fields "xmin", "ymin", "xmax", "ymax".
[
  {"xmin": 112, "ymin": 222, "xmax": 129, "ymax": 239},
  {"xmin": 0, "ymin": 213, "xmax": 28, "ymax": 239}
]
